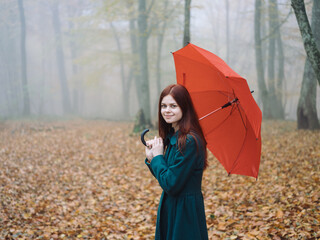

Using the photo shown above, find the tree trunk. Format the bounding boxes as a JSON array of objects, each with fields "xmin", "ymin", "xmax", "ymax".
[
  {"xmin": 38, "ymin": 2, "xmax": 48, "ymax": 115},
  {"xmin": 268, "ymin": 0, "xmax": 285, "ymax": 119},
  {"xmin": 0, "ymin": 26, "xmax": 16, "ymax": 116},
  {"xmin": 292, "ymin": 0, "xmax": 320, "ymax": 86},
  {"xmin": 0, "ymin": 53, "xmax": 11, "ymax": 115},
  {"xmin": 2, "ymin": 1, "xmax": 22, "ymax": 116},
  {"xmin": 110, "ymin": 21, "xmax": 131, "ymax": 118},
  {"xmin": 275, "ymin": 0, "xmax": 285, "ymax": 118},
  {"xmin": 254, "ymin": 0, "xmax": 269, "ymax": 117},
  {"xmin": 38, "ymin": 38, "xmax": 46, "ymax": 115},
  {"xmin": 297, "ymin": 0, "xmax": 320, "ymax": 130},
  {"xmin": 183, "ymin": 0, "xmax": 191, "ymax": 47},
  {"xmin": 66, "ymin": 4, "xmax": 81, "ymax": 115},
  {"xmin": 17, "ymin": 0, "xmax": 30, "ymax": 115},
  {"xmin": 6, "ymin": 9, "xmax": 21, "ymax": 116},
  {"xmin": 52, "ymin": 1, "xmax": 71, "ymax": 114},
  {"xmin": 126, "ymin": 1, "xmax": 143, "ymax": 113},
  {"xmin": 267, "ymin": 0, "xmax": 276, "ymax": 102},
  {"xmin": 225, "ymin": 0, "xmax": 230, "ymax": 63},
  {"xmin": 156, "ymin": 32, "xmax": 164, "ymax": 98},
  {"xmin": 155, "ymin": 0, "xmax": 169, "ymax": 98},
  {"xmin": 138, "ymin": 0, "xmax": 152, "ymax": 125},
  {"xmin": 261, "ymin": 0, "xmax": 268, "ymax": 73}
]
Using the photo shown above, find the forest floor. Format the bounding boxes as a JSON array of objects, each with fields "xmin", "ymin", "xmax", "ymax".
[{"xmin": 0, "ymin": 120, "xmax": 319, "ymax": 240}]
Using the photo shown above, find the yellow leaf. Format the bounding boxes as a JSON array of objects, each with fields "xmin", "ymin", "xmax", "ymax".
[{"xmin": 276, "ymin": 209, "xmax": 284, "ymax": 218}]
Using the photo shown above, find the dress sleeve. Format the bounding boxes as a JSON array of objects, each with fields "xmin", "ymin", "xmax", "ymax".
[
  {"xmin": 145, "ymin": 158, "xmax": 156, "ymax": 178},
  {"xmin": 149, "ymin": 136, "xmax": 199, "ymax": 196}
]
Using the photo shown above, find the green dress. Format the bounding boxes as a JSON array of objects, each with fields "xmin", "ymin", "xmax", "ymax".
[{"xmin": 145, "ymin": 131, "xmax": 208, "ymax": 240}]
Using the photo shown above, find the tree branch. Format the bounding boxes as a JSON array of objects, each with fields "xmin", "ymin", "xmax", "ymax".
[
  {"xmin": 261, "ymin": 8, "xmax": 293, "ymax": 42},
  {"xmin": 291, "ymin": 0, "xmax": 320, "ymax": 85}
]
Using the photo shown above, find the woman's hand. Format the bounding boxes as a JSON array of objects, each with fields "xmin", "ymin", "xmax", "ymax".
[
  {"xmin": 145, "ymin": 136, "xmax": 164, "ymax": 162},
  {"xmin": 152, "ymin": 136, "xmax": 164, "ymax": 157},
  {"xmin": 145, "ymin": 139, "xmax": 154, "ymax": 162}
]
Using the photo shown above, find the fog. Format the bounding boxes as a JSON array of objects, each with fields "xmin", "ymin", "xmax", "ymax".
[{"xmin": 0, "ymin": 0, "xmax": 319, "ymax": 122}]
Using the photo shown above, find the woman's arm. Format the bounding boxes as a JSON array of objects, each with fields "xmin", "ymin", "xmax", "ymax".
[
  {"xmin": 145, "ymin": 158, "xmax": 156, "ymax": 177},
  {"xmin": 144, "ymin": 138, "xmax": 157, "ymax": 177},
  {"xmin": 150, "ymin": 136, "xmax": 199, "ymax": 196}
]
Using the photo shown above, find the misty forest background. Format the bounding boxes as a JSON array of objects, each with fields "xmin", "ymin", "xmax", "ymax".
[
  {"xmin": 1, "ymin": 0, "xmax": 320, "ymax": 239},
  {"xmin": 1, "ymin": 0, "xmax": 319, "ymax": 129}
]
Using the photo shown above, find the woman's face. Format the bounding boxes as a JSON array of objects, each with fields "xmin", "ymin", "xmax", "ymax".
[{"xmin": 161, "ymin": 94, "xmax": 183, "ymax": 128}]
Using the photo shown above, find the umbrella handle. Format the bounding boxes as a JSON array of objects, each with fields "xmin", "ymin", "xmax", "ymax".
[
  {"xmin": 221, "ymin": 90, "xmax": 254, "ymax": 109},
  {"xmin": 141, "ymin": 129, "xmax": 149, "ymax": 146},
  {"xmin": 199, "ymin": 90, "xmax": 255, "ymax": 121},
  {"xmin": 221, "ymin": 98, "xmax": 238, "ymax": 109}
]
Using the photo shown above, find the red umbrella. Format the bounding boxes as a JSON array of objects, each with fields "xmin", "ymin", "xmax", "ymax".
[{"xmin": 172, "ymin": 43, "xmax": 262, "ymax": 179}]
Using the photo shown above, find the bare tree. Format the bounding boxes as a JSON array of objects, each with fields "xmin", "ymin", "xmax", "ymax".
[
  {"xmin": 254, "ymin": 0, "xmax": 269, "ymax": 117},
  {"xmin": 183, "ymin": 0, "xmax": 191, "ymax": 47},
  {"xmin": 254, "ymin": 0, "xmax": 286, "ymax": 119},
  {"xmin": 267, "ymin": 0, "xmax": 284, "ymax": 119},
  {"xmin": 17, "ymin": 0, "xmax": 30, "ymax": 115},
  {"xmin": 51, "ymin": 1, "xmax": 71, "ymax": 114},
  {"xmin": 66, "ymin": 1, "xmax": 86, "ymax": 115},
  {"xmin": 154, "ymin": 0, "xmax": 172, "ymax": 97},
  {"xmin": 0, "ymin": 2, "xmax": 20, "ymax": 116},
  {"xmin": 292, "ymin": 0, "xmax": 320, "ymax": 86},
  {"xmin": 275, "ymin": 0, "xmax": 285, "ymax": 117},
  {"xmin": 126, "ymin": 0, "xmax": 141, "ymax": 109},
  {"xmin": 225, "ymin": 0, "xmax": 230, "ymax": 63},
  {"xmin": 37, "ymin": 2, "xmax": 47, "ymax": 115},
  {"xmin": 137, "ymin": 0, "xmax": 152, "ymax": 126},
  {"xmin": 110, "ymin": 21, "xmax": 132, "ymax": 118},
  {"xmin": 296, "ymin": 0, "xmax": 320, "ymax": 129}
]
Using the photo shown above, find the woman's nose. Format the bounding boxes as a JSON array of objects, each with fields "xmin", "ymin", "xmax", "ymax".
[{"xmin": 164, "ymin": 107, "xmax": 171, "ymax": 112}]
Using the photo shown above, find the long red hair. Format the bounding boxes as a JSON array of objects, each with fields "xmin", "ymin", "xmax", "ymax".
[{"xmin": 158, "ymin": 84, "xmax": 208, "ymax": 169}]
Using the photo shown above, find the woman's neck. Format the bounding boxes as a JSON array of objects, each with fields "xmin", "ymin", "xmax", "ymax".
[{"xmin": 172, "ymin": 123, "xmax": 179, "ymax": 132}]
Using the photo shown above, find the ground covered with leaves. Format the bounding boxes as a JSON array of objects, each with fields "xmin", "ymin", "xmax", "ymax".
[{"xmin": 0, "ymin": 120, "xmax": 319, "ymax": 240}]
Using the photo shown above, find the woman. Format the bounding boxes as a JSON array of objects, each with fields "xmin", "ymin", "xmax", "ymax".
[{"xmin": 145, "ymin": 84, "xmax": 208, "ymax": 240}]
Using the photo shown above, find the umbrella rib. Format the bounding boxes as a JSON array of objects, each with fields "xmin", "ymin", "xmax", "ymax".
[
  {"xmin": 229, "ymin": 104, "xmax": 236, "ymax": 117},
  {"xmin": 199, "ymin": 103, "xmax": 237, "ymax": 121},
  {"xmin": 236, "ymin": 104, "xmax": 247, "ymax": 130},
  {"xmin": 199, "ymin": 93, "xmax": 237, "ymax": 121},
  {"xmin": 201, "ymin": 107, "xmax": 235, "ymax": 137},
  {"xmin": 199, "ymin": 107, "xmax": 222, "ymax": 121},
  {"xmin": 228, "ymin": 123, "xmax": 248, "ymax": 175},
  {"xmin": 228, "ymin": 104, "xmax": 248, "ymax": 174}
]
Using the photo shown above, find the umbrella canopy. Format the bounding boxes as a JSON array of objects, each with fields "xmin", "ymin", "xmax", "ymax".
[{"xmin": 172, "ymin": 43, "xmax": 262, "ymax": 178}]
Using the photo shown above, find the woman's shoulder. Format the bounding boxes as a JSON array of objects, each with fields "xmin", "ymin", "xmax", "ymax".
[
  {"xmin": 186, "ymin": 131, "xmax": 201, "ymax": 143},
  {"xmin": 186, "ymin": 131, "xmax": 201, "ymax": 145},
  {"xmin": 169, "ymin": 130, "xmax": 196, "ymax": 146}
]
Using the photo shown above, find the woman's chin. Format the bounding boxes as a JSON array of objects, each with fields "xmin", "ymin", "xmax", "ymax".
[{"xmin": 165, "ymin": 119, "xmax": 174, "ymax": 124}]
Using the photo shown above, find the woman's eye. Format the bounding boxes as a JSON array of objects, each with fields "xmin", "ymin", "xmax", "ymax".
[
  {"xmin": 161, "ymin": 105, "xmax": 166, "ymax": 108},
  {"xmin": 171, "ymin": 105, "xmax": 177, "ymax": 108}
]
